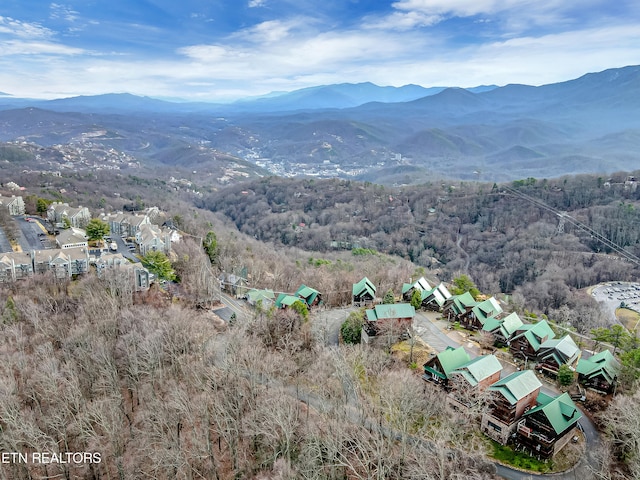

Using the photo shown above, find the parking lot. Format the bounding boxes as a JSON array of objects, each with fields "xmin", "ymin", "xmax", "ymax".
[
  {"xmin": 592, "ymin": 281, "xmax": 640, "ymax": 320},
  {"xmin": 16, "ymin": 216, "xmax": 52, "ymax": 251},
  {"xmin": 111, "ymin": 234, "xmax": 140, "ymax": 262}
]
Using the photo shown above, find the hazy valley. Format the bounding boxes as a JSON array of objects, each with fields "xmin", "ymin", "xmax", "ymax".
[
  {"xmin": 1, "ymin": 65, "xmax": 640, "ymax": 480},
  {"xmin": 1, "ymin": 65, "xmax": 639, "ymax": 185}
]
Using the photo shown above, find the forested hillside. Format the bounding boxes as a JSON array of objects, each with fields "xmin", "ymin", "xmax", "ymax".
[
  {"xmin": 0, "ymin": 272, "xmax": 500, "ymax": 480},
  {"xmin": 200, "ymin": 172, "xmax": 640, "ymax": 331}
]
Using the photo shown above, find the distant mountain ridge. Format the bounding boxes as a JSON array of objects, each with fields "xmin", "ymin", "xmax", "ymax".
[
  {"xmin": 0, "ymin": 65, "xmax": 638, "ymax": 183},
  {"xmin": 0, "ymin": 82, "xmax": 499, "ymax": 114}
]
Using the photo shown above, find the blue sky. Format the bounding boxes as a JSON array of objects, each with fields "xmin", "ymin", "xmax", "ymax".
[{"xmin": 1, "ymin": 0, "xmax": 639, "ymax": 101}]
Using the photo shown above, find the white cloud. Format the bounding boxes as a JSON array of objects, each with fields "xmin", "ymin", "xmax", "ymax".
[
  {"xmin": 364, "ymin": 11, "xmax": 442, "ymax": 30},
  {"xmin": 0, "ymin": 4, "xmax": 638, "ymax": 101},
  {"xmin": 178, "ymin": 44, "xmax": 236, "ymax": 62},
  {"xmin": 0, "ymin": 16, "xmax": 52, "ymax": 39},
  {"xmin": 50, "ymin": 3, "xmax": 80, "ymax": 23},
  {"xmin": 248, "ymin": 0, "xmax": 267, "ymax": 7},
  {"xmin": 0, "ymin": 40, "xmax": 85, "ymax": 56},
  {"xmin": 234, "ymin": 19, "xmax": 296, "ymax": 43},
  {"xmin": 391, "ymin": 0, "xmax": 531, "ymax": 17}
]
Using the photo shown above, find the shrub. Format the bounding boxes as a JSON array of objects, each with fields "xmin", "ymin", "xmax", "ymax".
[{"xmin": 341, "ymin": 311, "xmax": 364, "ymax": 344}]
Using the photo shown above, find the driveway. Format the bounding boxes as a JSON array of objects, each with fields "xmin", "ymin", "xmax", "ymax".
[
  {"xmin": 110, "ymin": 234, "xmax": 140, "ymax": 262},
  {"xmin": 312, "ymin": 306, "xmax": 356, "ymax": 346},
  {"xmin": 413, "ymin": 310, "xmax": 471, "ymax": 353},
  {"xmin": 218, "ymin": 291, "xmax": 251, "ymax": 323}
]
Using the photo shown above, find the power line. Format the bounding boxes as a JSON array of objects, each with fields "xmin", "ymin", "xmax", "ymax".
[{"xmin": 501, "ymin": 185, "xmax": 640, "ymax": 266}]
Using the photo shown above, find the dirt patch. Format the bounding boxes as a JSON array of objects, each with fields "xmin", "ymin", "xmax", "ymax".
[{"xmin": 551, "ymin": 429, "xmax": 585, "ymax": 473}]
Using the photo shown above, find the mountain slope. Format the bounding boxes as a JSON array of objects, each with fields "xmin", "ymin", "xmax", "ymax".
[{"xmin": 0, "ymin": 65, "xmax": 638, "ymax": 182}]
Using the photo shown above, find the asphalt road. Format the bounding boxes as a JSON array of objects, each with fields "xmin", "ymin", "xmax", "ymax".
[
  {"xmin": 218, "ymin": 291, "xmax": 251, "ymax": 323},
  {"xmin": 413, "ymin": 310, "xmax": 466, "ymax": 353}
]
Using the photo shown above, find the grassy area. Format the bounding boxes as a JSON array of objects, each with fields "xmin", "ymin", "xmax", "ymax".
[
  {"xmin": 391, "ymin": 339, "xmax": 433, "ymax": 367},
  {"xmin": 490, "ymin": 441, "xmax": 552, "ymax": 473},
  {"xmin": 616, "ymin": 308, "xmax": 640, "ymax": 335}
]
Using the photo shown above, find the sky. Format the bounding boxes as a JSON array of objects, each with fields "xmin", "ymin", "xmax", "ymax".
[{"xmin": 0, "ymin": 0, "xmax": 639, "ymax": 101}]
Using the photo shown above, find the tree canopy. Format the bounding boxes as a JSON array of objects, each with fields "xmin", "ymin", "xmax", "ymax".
[
  {"xmin": 141, "ymin": 251, "xmax": 175, "ymax": 281},
  {"xmin": 450, "ymin": 274, "xmax": 481, "ymax": 299},
  {"xmin": 85, "ymin": 218, "xmax": 110, "ymax": 241}
]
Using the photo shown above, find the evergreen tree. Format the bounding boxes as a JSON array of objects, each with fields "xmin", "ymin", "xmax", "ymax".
[
  {"xmin": 557, "ymin": 364, "xmax": 574, "ymax": 387},
  {"xmin": 341, "ymin": 310, "xmax": 364, "ymax": 344},
  {"xmin": 85, "ymin": 218, "xmax": 110, "ymax": 241},
  {"xmin": 410, "ymin": 289, "xmax": 423, "ymax": 309},
  {"xmin": 383, "ymin": 289, "xmax": 395, "ymax": 304}
]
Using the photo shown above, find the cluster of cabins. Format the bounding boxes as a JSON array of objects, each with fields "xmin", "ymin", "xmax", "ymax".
[
  {"xmin": 349, "ymin": 275, "xmax": 622, "ymax": 458},
  {"xmin": 441, "ymin": 289, "xmax": 621, "ymax": 394},
  {"xmin": 238, "ymin": 284, "xmax": 323, "ymax": 311},
  {"xmin": 353, "ymin": 276, "xmax": 452, "ymax": 342},
  {"xmin": 423, "ymin": 346, "xmax": 584, "ymax": 458}
]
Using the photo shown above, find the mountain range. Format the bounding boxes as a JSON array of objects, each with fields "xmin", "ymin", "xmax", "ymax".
[{"xmin": 0, "ymin": 65, "xmax": 638, "ymax": 183}]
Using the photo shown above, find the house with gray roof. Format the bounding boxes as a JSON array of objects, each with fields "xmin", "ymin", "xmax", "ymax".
[
  {"xmin": 47, "ymin": 202, "xmax": 90, "ymax": 228},
  {"xmin": 135, "ymin": 223, "xmax": 171, "ymax": 256},
  {"xmin": 515, "ymin": 392, "xmax": 582, "ymax": 458},
  {"xmin": 481, "ymin": 370, "xmax": 542, "ymax": 444},
  {"xmin": 0, "ymin": 194, "xmax": 25, "ymax": 216},
  {"xmin": 55, "ymin": 227, "xmax": 88, "ymax": 250},
  {"xmin": 32, "ymin": 247, "xmax": 90, "ymax": 278},
  {"xmin": 0, "ymin": 251, "xmax": 33, "ymax": 282},
  {"xmin": 103, "ymin": 212, "xmax": 151, "ymax": 238},
  {"xmin": 95, "ymin": 253, "xmax": 150, "ymax": 291}
]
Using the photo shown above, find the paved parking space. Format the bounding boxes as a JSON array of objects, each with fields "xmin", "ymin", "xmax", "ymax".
[{"xmin": 0, "ymin": 224, "xmax": 13, "ymax": 253}]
